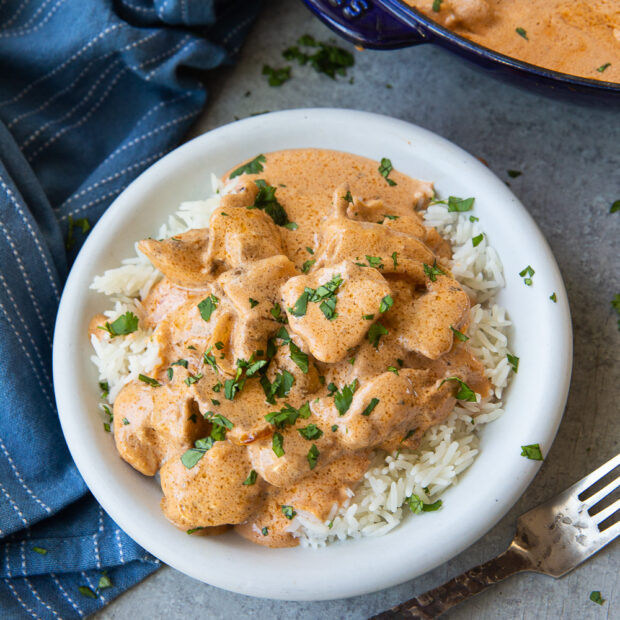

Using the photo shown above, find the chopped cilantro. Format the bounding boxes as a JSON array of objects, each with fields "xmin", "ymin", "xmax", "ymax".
[
  {"xmin": 423, "ymin": 261, "xmax": 445, "ymax": 282},
  {"xmin": 327, "ymin": 382, "xmax": 338, "ymax": 396},
  {"xmin": 406, "ymin": 494, "xmax": 443, "ymax": 513},
  {"xmin": 507, "ymin": 353, "xmax": 519, "ymax": 373},
  {"xmin": 281, "ymin": 504, "xmax": 297, "ymax": 519},
  {"xmin": 331, "ymin": 424, "xmax": 338, "ymax": 432},
  {"xmin": 78, "ymin": 586, "xmax": 96, "ymax": 599},
  {"xmin": 472, "ymin": 233, "xmax": 484, "ymax": 247},
  {"xmin": 469, "ymin": 215, "xmax": 479, "ymax": 222},
  {"xmin": 283, "ymin": 35, "xmax": 354, "ymax": 79},
  {"xmin": 507, "ymin": 169, "xmax": 522, "ymax": 178},
  {"xmin": 612, "ymin": 294, "xmax": 620, "ymax": 330},
  {"xmin": 611, "ymin": 200, "xmax": 620, "ymax": 213},
  {"xmin": 391, "ymin": 251, "xmax": 398, "ymax": 268},
  {"xmin": 184, "ymin": 373, "xmax": 203, "ymax": 386},
  {"xmin": 229, "ymin": 154, "xmax": 266, "ymax": 178},
  {"xmin": 181, "ymin": 436, "xmax": 215, "ymax": 468},
  {"xmin": 270, "ymin": 302, "xmax": 287, "ymax": 323},
  {"xmin": 138, "ymin": 374, "xmax": 160, "ymax": 387},
  {"xmin": 520, "ymin": 443, "xmax": 544, "ymax": 461},
  {"xmin": 276, "ymin": 326, "xmax": 291, "ymax": 343},
  {"xmin": 305, "ymin": 246, "xmax": 315, "ymax": 254},
  {"xmin": 379, "ymin": 295, "xmax": 393, "ymax": 313},
  {"xmin": 432, "ymin": 0, "xmax": 442, "ymax": 11},
  {"xmin": 368, "ymin": 322, "xmax": 388, "ymax": 348},
  {"xmin": 516, "ymin": 27, "xmax": 528, "ymax": 40},
  {"xmin": 262, "ymin": 64, "xmax": 291, "ymax": 86},
  {"xmin": 243, "ymin": 470, "xmax": 258, "ymax": 486},
  {"xmin": 289, "ymin": 290, "xmax": 309, "ymax": 316},
  {"xmin": 450, "ymin": 325, "xmax": 469, "ymax": 342},
  {"xmin": 249, "ymin": 298, "xmax": 259, "ymax": 308},
  {"xmin": 32, "ymin": 546, "xmax": 47, "ymax": 555},
  {"xmin": 261, "ymin": 526, "xmax": 269, "ymax": 536},
  {"xmin": 590, "ymin": 591, "xmax": 605, "ymax": 605},
  {"xmin": 203, "ymin": 348, "xmax": 218, "ymax": 373},
  {"xmin": 97, "ymin": 572, "xmax": 112, "ymax": 590},
  {"xmin": 361, "ymin": 397, "xmax": 379, "ymax": 417},
  {"xmin": 519, "ymin": 265, "xmax": 535, "ymax": 286},
  {"xmin": 597, "ymin": 63, "xmax": 611, "ymax": 73},
  {"xmin": 362, "ymin": 313, "xmax": 375, "ymax": 320},
  {"xmin": 307, "ymin": 444, "xmax": 320, "ymax": 469},
  {"xmin": 440, "ymin": 377, "xmax": 477, "ymax": 402},
  {"xmin": 302, "ymin": 258, "xmax": 316, "ymax": 273},
  {"xmin": 99, "ymin": 381, "xmax": 109, "ymax": 399},
  {"xmin": 298, "ymin": 424, "xmax": 323, "ymax": 440},
  {"xmin": 550, "ymin": 292, "xmax": 557, "ymax": 303},
  {"xmin": 344, "ymin": 190, "xmax": 353, "ymax": 203},
  {"xmin": 378, "ymin": 157, "xmax": 397, "ymax": 186},
  {"xmin": 289, "ymin": 341, "xmax": 309, "ymax": 373},
  {"xmin": 187, "ymin": 527, "xmax": 205, "ymax": 535},
  {"xmin": 272, "ymin": 432, "xmax": 285, "ymax": 457},
  {"xmin": 122, "ymin": 417, "xmax": 129, "ymax": 425},
  {"xmin": 334, "ymin": 379, "xmax": 358, "ymax": 415},
  {"xmin": 171, "ymin": 359, "xmax": 188, "ymax": 368},
  {"xmin": 284, "ymin": 221, "xmax": 298, "ymax": 230},
  {"xmin": 387, "ymin": 366, "xmax": 399, "ymax": 374},
  {"xmin": 98, "ymin": 311, "xmax": 139, "ymax": 338},
  {"xmin": 250, "ymin": 179, "xmax": 289, "ymax": 226},
  {"xmin": 198, "ymin": 295, "xmax": 219, "ymax": 321}
]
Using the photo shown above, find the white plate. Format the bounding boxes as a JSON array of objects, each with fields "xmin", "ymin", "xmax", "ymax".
[{"xmin": 53, "ymin": 109, "xmax": 572, "ymax": 601}]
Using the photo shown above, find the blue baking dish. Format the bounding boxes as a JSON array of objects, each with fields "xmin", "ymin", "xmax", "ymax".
[{"xmin": 302, "ymin": 0, "xmax": 620, "ymax": 100}]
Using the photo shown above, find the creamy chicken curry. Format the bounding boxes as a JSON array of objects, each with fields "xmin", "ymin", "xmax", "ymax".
[
  {"xmin": 408, "ymin": 1, "xmax": 620, "ymax": 82},
  {"xmin": 91, "ymin": 149, "xmax": 491, "ymax": 547}
]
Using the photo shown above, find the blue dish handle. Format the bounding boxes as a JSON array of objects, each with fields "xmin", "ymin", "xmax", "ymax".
[{"xmin": 301, "ymin": 0, "xmax": 428, "ymax": 50}]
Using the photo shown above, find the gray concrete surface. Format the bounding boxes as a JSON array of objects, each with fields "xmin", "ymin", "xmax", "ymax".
[{"xmin": 94, "ymin": 1, "xmax": 620, "ymax": 618}]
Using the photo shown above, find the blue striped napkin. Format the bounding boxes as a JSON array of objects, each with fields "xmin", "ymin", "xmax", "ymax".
[{"xmin": 0, "ymin": 1, "xmax": 261, "ymax": 617}]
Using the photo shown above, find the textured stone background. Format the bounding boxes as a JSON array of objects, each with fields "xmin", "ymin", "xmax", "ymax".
[{"xmin": 95, "ymin": 1, "xmax": 619, "ymax": 618}]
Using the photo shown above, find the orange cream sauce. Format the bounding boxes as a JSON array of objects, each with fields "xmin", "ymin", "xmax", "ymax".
[
  {"xmin": 103, "ymin": 149, "xmax": 490, "ymax": 547},
  {"xmin": 408, "ymin": 1, "xmax": 620, "ymax": 82}
]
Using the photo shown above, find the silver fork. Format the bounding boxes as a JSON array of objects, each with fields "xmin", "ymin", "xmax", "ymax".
[{"xmin": 371, "ymin": 453, "xmax": 620, "ymax": 620}]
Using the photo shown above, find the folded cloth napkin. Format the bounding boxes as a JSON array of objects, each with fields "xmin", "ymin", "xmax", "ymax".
[{"xmin": 0, "ymin": 1, "xmax": 261, "ymax": 617}]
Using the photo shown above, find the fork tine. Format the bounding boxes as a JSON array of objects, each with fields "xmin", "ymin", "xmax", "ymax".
[
  {"xmin": 574, "ymin": 453, "xmax": 620, "ymax": 499},
  {"xmin": 592, "ymin": 497, "xmax": 620, "ymax": 526},
  {"xmin": 583, "ymin": 475, "xmax": 620, "ymax": 510},
  {"xmin": 587, "ymin": 518, "xmax": 620, "ymax": 556}
]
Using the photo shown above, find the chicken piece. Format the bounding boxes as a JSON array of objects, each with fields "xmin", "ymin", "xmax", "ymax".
[
  {"xmin": 395, "ymin": 275, "xmax": 470, "ymax": 360},
  {"xmin": 314, "ymin": 188, "xmax": 439, "ymax": 285},
  {"xmin": 140, "ymin": 277, "xmax": 204, "ymax": 329},
  {"xmin": 281, "ymin": 261, "xmax": 392, "ymax": 363},
  {"xmin": 217, "ymin": 255, "xmax": 298, "ymax": 364},
  {"xmin": 312, "ymin": 369, "xmax": 455, "ymax": 452},
  {"xmin": 193, "ymin": 376, "xmax": 274, "ymax": 446},
  {"xmin": 88, "ymin": 314, "xmax": 108, "ymax": 341},
  {"xmin": 138, "ymin": 229, "xmax": 210, "ymax": 288},
  {"xmin": 160, "ymin": 441, "xmax": 265, "ymax": 530},
  {"xmin": 246, "ymin": 415, "xmax": 337, "ymax": 488},
  {"xmin": 235, "ymin": 452, "xmax": 371, "ymax": 547},
  {"xmin": 202, "ymin": 208, "xmax": 284, "ymax": 277},
  {"xmin": 113, "ymin": 371, "xmax": 210, "ymax": 476}
]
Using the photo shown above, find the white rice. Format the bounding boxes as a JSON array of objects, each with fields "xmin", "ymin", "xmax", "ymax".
[{"xmin": 89, "ymin": 180, "xmax": 514, "ymax": 548}]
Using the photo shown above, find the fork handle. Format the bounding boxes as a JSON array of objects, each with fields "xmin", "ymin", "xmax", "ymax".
[{"xmin": 370, "ymin": 545, "xmax": 531, "ymax": 619}]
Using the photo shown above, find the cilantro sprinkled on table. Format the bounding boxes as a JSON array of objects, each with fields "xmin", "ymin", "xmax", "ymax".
[
  {"xmin": 98, "ymin": 572, "xmax": 112, "ymax": 590},
  {"xmin": 516, "ymin": 27, "xmax": 528, "ymax": 40},
  {"xmin": 198, "ymin": 295, "xmax": 218, "ymax": 321},
  {"xmin": 440, "ymin": 377, "xmax": 477, "ymax": 402},
  {"xmin": 243, "ymin": 470, "xmax": 258, "ymax": 486},
  {"xmin": 520, "ymin": 443, "xmax": 544, "ymax": 461},
  {"xmin": 78, "ymin": 585, "xmax": 97, "ymax": 599},
  {"xmin": 282, "ymin": 34, "xmax": 354, "ymax": 79},
  {"xmin": 378, "ymin": 157, "xmax": 397, "ymax": 186},
  {"xmin": 262, "ymin": 65, "xmax": 291, "ymax": 86},
  {"xmin": 65, "ymin": 215, "xmax": 90, "ymax": 250},
  {"xmin": 589, "ymin": 591, "xmax": 605, "ymax": 605},
  {"xmin": 507, "ymin": 169, "xmax": 522, "ymax": 178},
  {"xmin": 611, "ymin": 294, "xmax": 620, "ymax": 330},
  {"xmin": 98, "ymin": 311, "xmax": 139, "ymax": 338},
  {"xmin": 229, "ymin": 154, "xmax": 266, "ymax": 178},
  {"xmin": 32, "ymin": 546, "xmax": 47, "ymax": 555},
  {"xmin": 611, "ymin": 200, "xmax": 620, "ymax": 214}
]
